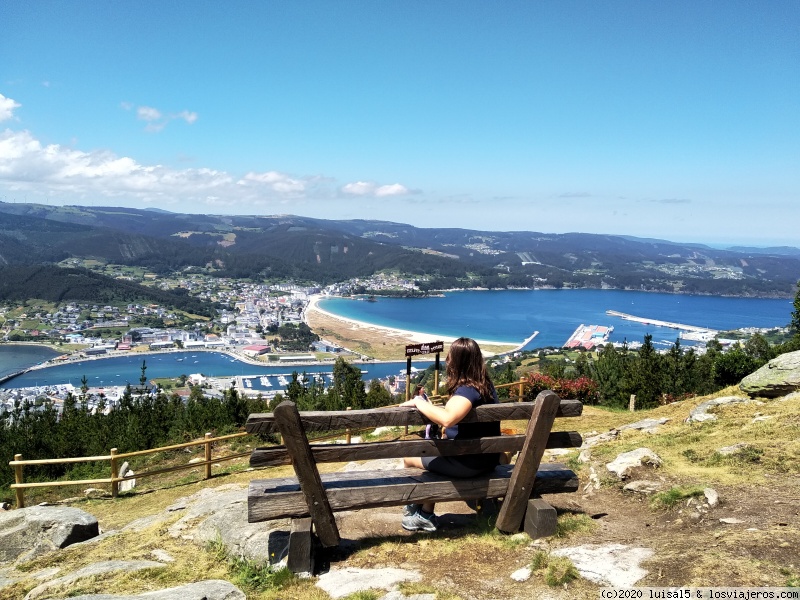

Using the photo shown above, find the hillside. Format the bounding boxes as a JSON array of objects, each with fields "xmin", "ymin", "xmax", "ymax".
[
  {"xmin": 0, "ymin": 265, "xmax": 217, "ymax": 317},
  {"xmin": 1, "ymin": 201, "xmax": 799, "ymax": 295},
  {"xmin": 1, "ymin": 388, "xmax": 798, "ymax": 599}
]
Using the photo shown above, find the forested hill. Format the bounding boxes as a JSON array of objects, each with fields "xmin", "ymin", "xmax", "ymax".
[
  {"xmin": 0, "ymin": 201, "xmax": 799, "ymax": 296},
  {"xmin": 0, "ymin": 266, "xmax": 218, "ymax": 317}
]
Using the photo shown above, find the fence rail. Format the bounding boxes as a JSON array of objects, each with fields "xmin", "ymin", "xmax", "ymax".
[{"xmin": 8, "ymin": 378, "xmax": 531, "ymax": 509}]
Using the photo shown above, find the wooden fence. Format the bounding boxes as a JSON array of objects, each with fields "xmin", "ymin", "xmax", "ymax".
[{"xmin": 8, "ymin": 378, "xmax": 530, "ymax": 508}]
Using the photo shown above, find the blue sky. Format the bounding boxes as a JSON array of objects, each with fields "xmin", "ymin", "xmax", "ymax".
[{"xmin": 1, "ymin": 1, "xmax": 798, "ymax": 246}]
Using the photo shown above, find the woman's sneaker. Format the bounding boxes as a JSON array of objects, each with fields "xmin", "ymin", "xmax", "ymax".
[
  {"xmin": 402, "ymin": 504, "xmax": 421, "ymax": 516},
  {"xmin": 402, "ymin": 509, "xmax": 438, "ymax": 532}
]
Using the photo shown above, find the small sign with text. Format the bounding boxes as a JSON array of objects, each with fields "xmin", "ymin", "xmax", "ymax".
[{"xmin": 405, "ymin": 341, "xmax": 444, "ymax": 357}]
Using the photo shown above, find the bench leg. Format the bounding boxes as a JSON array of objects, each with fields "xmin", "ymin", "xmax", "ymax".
[
  {"xmin": 523, "ymin": 498, "xmax": 558, "ymax": 539},
  {"xmin": 287, "ymin": 517, "xmax": 315, "ymax": 575}
]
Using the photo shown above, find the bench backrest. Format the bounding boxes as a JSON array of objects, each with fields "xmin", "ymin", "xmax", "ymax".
[{"xmin": 247, "ymin": 398, "xmax": 583, "ymax": 468}]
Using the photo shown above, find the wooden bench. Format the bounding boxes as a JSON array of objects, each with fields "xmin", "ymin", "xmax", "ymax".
[{"xmin": 245, "ymin": 390, "xmax": 582, "ymax": 573}]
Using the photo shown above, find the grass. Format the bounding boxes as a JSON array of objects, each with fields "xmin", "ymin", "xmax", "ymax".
[
  {"xmin": 555, "ymin": 513, "xmax": 596, "ymax": 538},
  {"xmin": 206, "ymin": 536, "xmax": 297, "ymax": 594},
  {"xmin": 529, "ymin": 551, "xmax": 580, "ymax": 587},
  {"xmin": 649, "ymin": 485, "xmax": 706, "ymax": 509}
]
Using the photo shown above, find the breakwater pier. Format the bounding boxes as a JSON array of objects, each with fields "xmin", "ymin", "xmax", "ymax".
[{"xmin": 606, "ymin": 310, "xmax": 718, "ymax": 334}]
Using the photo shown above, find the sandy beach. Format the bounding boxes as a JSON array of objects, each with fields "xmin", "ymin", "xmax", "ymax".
[{"xmin": 304, "ymin": 295, "xmax": 519, "ymax": 360}]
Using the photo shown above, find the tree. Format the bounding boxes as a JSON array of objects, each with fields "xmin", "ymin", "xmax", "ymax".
[
  {"xmin": 791, "ymin": 280, "xmax": 800, "ymax": 335},
  {"xmin": 365, "ymin": 379, "xmax": 392, "ymax": 408}
]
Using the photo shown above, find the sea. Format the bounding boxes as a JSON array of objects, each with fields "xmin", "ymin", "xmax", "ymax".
[
  {"xmin": 1, "ymin": 289, "xmax": 792, "ymax": 390},
  {"xmin": 319, "ymin": 289, "xmax": 792, "ymax": 348}
]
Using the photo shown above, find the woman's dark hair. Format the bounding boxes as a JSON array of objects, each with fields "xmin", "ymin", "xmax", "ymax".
[{"xmin": 446, "ymin": 337, "xmax": 492, "ymax": 399}]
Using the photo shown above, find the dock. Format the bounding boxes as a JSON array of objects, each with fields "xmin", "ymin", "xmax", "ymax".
[{"xmin": 606, "ymin": 310, "xmax": 718, "ymax": 334}]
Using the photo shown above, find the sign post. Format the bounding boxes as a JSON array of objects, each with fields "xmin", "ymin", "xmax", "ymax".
[{"xmin": 404, "ymin": 341, "xmax": 444, "ymax": 402}]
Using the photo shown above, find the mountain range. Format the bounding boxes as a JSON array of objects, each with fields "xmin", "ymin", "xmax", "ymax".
[{"xmin": 1, "ymin": 201, "xmax": 798, "ymax": 298}]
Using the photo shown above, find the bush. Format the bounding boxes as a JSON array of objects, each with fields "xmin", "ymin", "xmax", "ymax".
[{"xmin": 525, "ymin": 373, "xmax": 599, "ymax": 404}]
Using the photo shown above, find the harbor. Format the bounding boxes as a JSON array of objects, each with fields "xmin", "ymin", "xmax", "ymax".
[{"xmin": 606, "ymin": 310, "xmax": 719, "ymax": 335}]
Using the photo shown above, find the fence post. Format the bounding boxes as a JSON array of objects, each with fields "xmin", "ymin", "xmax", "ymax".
[
  {"xmin": 110, "ymin": 448, "xmax": 119, "ymax": 498},
  {"xmin": 629, "ymin": 394, "xmax": 636, "ymax": 412},
  {"xmin": 204, "ymin": 433, "xmax": 212, "ymax": 479},
  {"xmin": 13, "ymin": 454, "xmax": 24, "ymax": 509},
  {"xmin": 518, "ymin": 380, "xmax": 525, "ymax": 402},
  {"xmin": 345, "ymin": 407, "xmax": 352, "ymax": 444}
]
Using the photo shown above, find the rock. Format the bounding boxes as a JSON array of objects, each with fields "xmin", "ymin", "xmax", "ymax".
[
  {"xmin": 582, "ymin": 430, "xmax": 619, "ymax": 448},
  {"xmin": 623, "ymin": 480, "xmax": 663, "ymax": 495},
  {"xmin": 118, "ymin": 470, "xmax": 136, "ymax": 493},
  {"xmin": 582, "ymin": 466, "xmax": 600, "ymax": 493},
  {"xmin": 704, "ymin": 488, "xmax": 719, "ymax": 508},
  {"xmin": 751, "ymin": 415, "xmax": 773, "ymax": 423},
  {"xmin": 316, "ymin": 567, "xmax": 422, "ymax": 599},
  {"xmin": 686, "ymin": 396, "xmax": 753, "ymax": 423},
  {"xmin": 720, "ymin": 518, "xmax": 745, "ymax": 524},
  {"xmin": 717, "ymin": 443, "xmax": 749, "ymax": 456},
  {"xmin": 166, "ymin": 485, "xmax": 290, "ymax": 564},
  {"xmin": 618, "ymin": 418, "xmax": 670, "ymax": 432},
  {"xmin": 0, "ymin": 506, "xmax": 99, "ymax": 562},
  {"xmin": 83, "ymin": 488, "xmax": 107, "ymax": 498},
  {"xmin": 117, "ymin": 461, "xmax": 130, "ymax": 478},
  {"xmin": 578, "ymin": 449, "xmax": 591, "ymax": 463},
  {"xmin": 551, "ymin": 543, "xmax": 654, "ymax": 587},
  {"xmin": 53, "ymin": 579, "xmax": 245, "ymax": 599},
  {"xmin": 740, "ymin": 350, "xmax": 800, "ymax": 398},
  {"xmin": 606, "ymin": 448, "xmax": 662, "ymax": 480},
  {"xmin": 188, "ymin": 457, "xmax": 204, "ymax": 464},
  {"xmin": 23, "ymin": 560, "xmax": 166, "ymax": 600},
  {"xmin": 511, "ymin": 566, "xmax": 532, "ymax": 581},
  {"xmin": 0, "ymin": 502, "xmax": 10, "ymax": 511},
  {"xmin": 150, "ymin": 549, "xmax": 175, "ymax": 563}
]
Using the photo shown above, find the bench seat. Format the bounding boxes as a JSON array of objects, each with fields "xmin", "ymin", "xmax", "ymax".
[{"xmin": 248, "ymin": 462, "xmax": 577, "ymax": 522}]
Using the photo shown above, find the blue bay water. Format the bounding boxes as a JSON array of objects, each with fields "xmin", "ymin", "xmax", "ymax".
[
  {"xmin": 320, "ymin": 289, "xmax": 793, "ymax": 349},
  {"xmin": 2, "ymin": 350, "xmax": 428, "ymax": 390},
  {"xmin": 1, "ymin": 289, "xmax": 792, "ymax": 389}
]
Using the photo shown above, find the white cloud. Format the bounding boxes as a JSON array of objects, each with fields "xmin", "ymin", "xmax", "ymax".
[
  {"xmin": 137, "ymin": 106, "xmax": 162, "ymax": 122},
  {"xmin": 0, "ymin": 128, "xmax": 338, "ymax": 211},
  {"xmin": 127, "ymin": 103, "xmax": 198, "ymax": 132},
  {"xmin": 0, "ymin": 94, "xmax": 21, "ymax": 122},
  {"xmin": 342, "ymin": 181, "xmax": 375, "ymax": 196},
  {"xmin": 375, "ymin": 183, "xmax": 409, "ymax": 197},
  {"xmin": 342, "ymin": 181, "xmax": 412, "ymax": 197}
]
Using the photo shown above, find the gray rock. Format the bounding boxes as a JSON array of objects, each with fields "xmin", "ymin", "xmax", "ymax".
[
  {"xmin": 551, "ymin": 543, "xmax": 654, "ymax": 587},
  {"xmin": 582, "ymin": 430, "xmax": 619, "ymax": 448},
  {"xmin": 686, "ymin": 396, "xmax": 753, "ymax": 423},
  {"xmin": 0, "ymin": 506, "xmax": 99, "ymax": 562},
  {"xmin": 58, "ymin": 579, "xmax": 245, "ymax": 599},
  {"xmin": 606, "ymin": 448, "xmax": 662, "ymax": 480},
  {"xmin": 717, "ymin": 442, "xmax": 749, "ymax": 456},
  {"xmin": 23, "ymin": 560, "xmax": 166, "ymax": 600},
  {"xmin": 510, "ymin": 566, "xmax": 533, "ymax": 581},
  {"xmin": 316, "ymin": 567, "xmax": 422, "ymax": 599},
  {"xmin": 740, "ymin": 350, "xmax": 800, "ymax": 398},
  {"xmin": 618, "ymin": 418, "xmax": 670, "ymax": 432},
  {"xmin": 623, "ymin": 480, "xmax": 663, "ymax": 495},
  {"xmin": 704, "ymin": 488, "xmax": 719, "ymax": 508},
  {"xmin": 719, "ymin": 517, "xmax": 745, "ymax": 524},
  {"xmin": 167, "ymin": 485, "xmax": 290, "ymax": 565}
]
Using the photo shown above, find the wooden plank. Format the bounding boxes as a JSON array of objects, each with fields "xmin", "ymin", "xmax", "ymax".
[
  {"xmin": 248, "ymin": 463, "xmax": 578, "ymax": 522},
  {"xmin": 246, "ymin": 398, "xmax": 582, "ymax": 434},
  {"xmin": 249, "ymin": 431, "xmax": 582, "ymax": 468},
  {"xmin": 287, "ymin": 517, "xmax": 314, "ymax": 575},
  {"xmin": 523, "ymin": 498, "xmax": 558, "ymax": 538},
  {"xmin": 273, "ymin": 401, "xmax": 340, "ymax": 548},
  {"xmin": 495, "ymin": 390, "xmax": 561, "ymax": 533}
]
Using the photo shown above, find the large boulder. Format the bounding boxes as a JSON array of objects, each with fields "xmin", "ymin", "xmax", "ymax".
[
  {"xmin": 740, "ymin": 350, "xmax": 800, "ymax": 398},
  {"xmin": 0, "ymin": 506, "xmax": 99, "ymax": 563},
  {"xmin": 49, "ymin": 579, "xmax": 244, "ymax": 600}
]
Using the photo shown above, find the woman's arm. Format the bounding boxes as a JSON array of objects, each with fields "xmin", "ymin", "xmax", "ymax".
[{"xmin": 401, "ymin": 394, "xmax": 473, "ymax": 428}]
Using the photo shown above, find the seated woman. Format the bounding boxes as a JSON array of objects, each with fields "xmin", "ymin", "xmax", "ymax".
[{"xmin": 400, "ymin": 337, "xmax": 500, "ymax": 532}]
